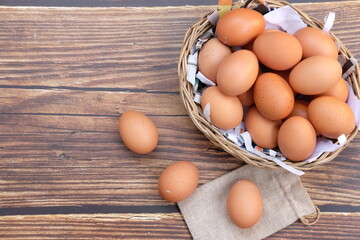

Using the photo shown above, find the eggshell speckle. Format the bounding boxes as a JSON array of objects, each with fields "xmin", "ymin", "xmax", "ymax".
[
  {"xmin": 227, "ymin": 180, "xmax": 263, "ymax": 229},
  {"xmin": 201, "ymin": 86, "xmax": 243, "ymax": 130},
  {"xmin": 278, "ymin": 116, "xmax": 317, "ymax": 161},
  {"xmin": 118, "ymin": 111, "xmax": 158, "ymax": 154},
  {"xmin": 217, "ymin": 50, "xmax": 259, "ymax": 96},
  {"xmin": 253, "ymin": 73, "xmax": 294, "ymax": 120},
  {"xmin": 198, "ymin": 38, "xmax": 232, "ymax": 83},
  {"xmin": 216, "ymin": 8, "xmax": 266, "ymax": 46},
  {"xmin": 158, "ymin": 161, "xmax": 199, "ymax": 202},
  {"xmin": 308, "ymin": 96, "xmax": 355, "ymax": 138},
  {"xmin": 253, "ymin": 31, "xmax": 302, "ymax": 70},
  {"xmin": 245, "ymin": 106, "xmax": 282, "ymax": 148}
]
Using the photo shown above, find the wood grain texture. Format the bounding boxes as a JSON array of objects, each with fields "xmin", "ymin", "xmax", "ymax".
[
  {"xmin": 0, "ymin": 213, "xmax": 359, "ymax": 239},
  {"xmin": 0, "ymin": 0, "xmax": 354, "ymax": 7},
  {"xmin": 0, "ymin": 114, "xmax": 359, "ymax": 208},
  {"xmin": 0, "ymin": 1, "xmax": 359, "ymax": 239}
]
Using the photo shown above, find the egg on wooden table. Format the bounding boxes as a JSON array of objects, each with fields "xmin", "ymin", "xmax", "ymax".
[
  {"xmin": 158, "ymin": 161, "xmax": 199, "ymax": 202},
  {"xmin": 118, "ymin": 110, "xmax": 158, "ymax": 154}
]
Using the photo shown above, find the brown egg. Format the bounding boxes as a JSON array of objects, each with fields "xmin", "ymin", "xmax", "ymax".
[
  {"xmin": 253, "ymin": 31, "xmax": 302, "ymax": 70},
  {"xmin": 217, "ymin": 50, "xmax": 259, "ymax": 96},
  {"xmin": 308, "ymin": 96, "xmax": 355, "ymax": 138},
  {"xmin": 118, "ymin": 111, "xmax": 158, "ymax": 154},
  {"xmin": 294, "ymin": 27, "xmax": 338, "ymax": 59},
  {"xmin": 318, "ymin": 78, "xmax": 349, "ymax": 102},
  {"xmin": 237, "ymin": 86, "xmax": 254, "ymax": 107},
  {"xmin": 278, "ymin": 116, "xmax": 317, "ymax": 161},
  {"xmin": 286, "ymin": 99, "xmax": 309, "ymax": 119},
  {"xmin": 245, "ymin": 106, "xmax": 282, "ymax": 148},
  {"xmin": 198, "ymin": 38, "xmax": 232, "ymax": 83},
  {"xmin": 289, "ymin": 56, "xmax": 342, "ymax": 95},
  {"xmin": 201, "ymin": 86, "xmax": 243, "ymax": 130},
  {"xmin": 253, "ymin": 73, "xmax": 294, "ymax": 120},
  {"xmin": 227, "ymin": 180, "xmax": 263, "ymax": 229},
  {"xmin": 158, "ymin": 161, "xmax": 199, "ymax": 202},
  {"xmin": 216, "ymin": 8, "xmax": 266, "ymax": 46},
  {"xmin": 242, "ymin": 29, "xmax": 281, "ymax": 52}
]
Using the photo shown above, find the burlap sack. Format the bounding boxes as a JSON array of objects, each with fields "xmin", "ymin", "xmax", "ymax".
[{"xmin": 178, "ymin": 165, "xmax": 318, "ymax": 240}]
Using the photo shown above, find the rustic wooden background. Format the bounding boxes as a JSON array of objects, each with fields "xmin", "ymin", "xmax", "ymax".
[{"xmin": 0, "ymin": 0, "xmax": 359, "ymax": 239}]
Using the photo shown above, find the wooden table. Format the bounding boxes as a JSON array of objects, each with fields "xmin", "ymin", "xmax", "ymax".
[{"xmin": 0, "ymin": 0, "xmax": 359, "ymax": 239}]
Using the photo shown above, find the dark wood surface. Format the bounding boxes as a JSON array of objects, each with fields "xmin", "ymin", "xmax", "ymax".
[
  {"xmin": 0, "ymin": 0, "xmax": 356, "ymax": 7},
  {"xmin": 0, "ymin": 1, "xmax": 359, "ymax": 239}
]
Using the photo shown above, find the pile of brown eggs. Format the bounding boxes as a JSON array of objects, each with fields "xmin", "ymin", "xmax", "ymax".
[{"xmin": 199, "ymin": 8, "xmax": 355, "ymax": 162}]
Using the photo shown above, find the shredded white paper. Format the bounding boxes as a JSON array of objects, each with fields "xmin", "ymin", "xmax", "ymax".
[
  {"xmin": 263, "ymin": 5, "xmax": 307, "ymax": 34},
  {"xmin": 187, "ymin": 51, "xmax": 198, "ymax": 86},
  {"xmin": 203, "ymin": 103, "xmax": 211, "ymax": 123},
  {"xmin": 196, "ymin": 71, "xmax": 216, "ymax": 86},
  {"xmin": 207, "ymin": 10, "xmax": 219, "ymax": 26},
  {"xmin": 194, "ymin": 92, "xmax": 201, "ymax": 104},
  {"xmin": 305, "ymin": 136, "xmax": 343, "ymax": 163},
  {"xmin": 323, "ymin": 12, "xmax": 336, "ymax": 33},
  {"xmin": 347, "ymin": 82, "xmax": 360, "ymax": 128}
]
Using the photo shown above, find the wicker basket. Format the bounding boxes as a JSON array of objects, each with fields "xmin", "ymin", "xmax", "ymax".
[{"xmin": 178, "ymin": 0, "xmax": 360, "ymax": 171}]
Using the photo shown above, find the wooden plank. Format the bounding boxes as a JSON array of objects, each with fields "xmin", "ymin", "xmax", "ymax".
[
  {"xmin": 0, "ymin": 0, "xmax": 353, "ymax": 8},
  {"xmin": 0, "ymin": 89, "xmax": 184, "ymax": 116},
  {"xmin": 0, "ymin": 213, "xmax": 358, "ymax": 239},
  {"xmin": 0, "ymin": 1, "xmax": 359, "ymax": 239},
  {"xmin": 0, "ymin": 2, "xmax": 359, "ymax": 91},
  {"xmin": 0, "ymin": 114, "xmax": 359, "ymax": 208}
]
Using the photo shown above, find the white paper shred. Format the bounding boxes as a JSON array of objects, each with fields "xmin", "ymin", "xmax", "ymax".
[
  {"xmin": 216, "ymin": 122, "xmax": 245, "ymax": 146},
  {"xmin": 323, "ymin": 12, "xmax": 335, "ymax": 33},
  {"xmin": 346, "ymin": 82, "xmax": 360, "ymax": 128},
  {"xmin": 196, "ymin": 71, "xmax": 216, "ymax": 86},
  {"xmin": 264, "ymin": 5, "xmax": 307, "ymax": 34},
  {"xmin": 240, "ymin": 132, "xmax": 304, "ymax": 176},
  {"xmin": 203, "ymin": 103, "xmax": 211, "ymax": 123},
  {"xmin": 187, "ymin": 51, "xmax": 198, "ymax": 85},
  {"xmin": 194, "ymin": 92, "xmax": 201, "ymax": 104},
  {"xmin": 305, "ymin": 137, "xmax": 342, "ymax": 163},
  {"xmin": 207, "ymin": 10, "xmax": 219, "ymax": 26},
  {"xmin": 337, "ymin": 134, "xmax": 347, "ymax": 146}
]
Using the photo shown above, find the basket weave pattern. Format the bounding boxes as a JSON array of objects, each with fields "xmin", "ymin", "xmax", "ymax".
[{"xmin": 178, "ymin": 0, "xmax": 360, "ymax": 170}]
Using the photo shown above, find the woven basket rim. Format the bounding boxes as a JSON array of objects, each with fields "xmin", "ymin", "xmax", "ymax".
[{"xmin": 178, "ymin": 0, "xmax": 360, "ymax": 171}]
